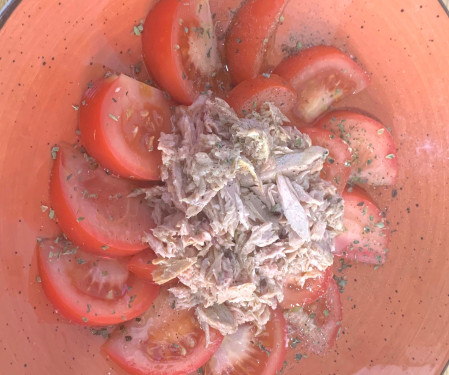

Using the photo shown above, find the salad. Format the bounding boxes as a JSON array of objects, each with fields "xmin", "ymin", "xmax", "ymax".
[{"xmin": 36, "ymin": 0, "xmax": 398, "ymax": 374}]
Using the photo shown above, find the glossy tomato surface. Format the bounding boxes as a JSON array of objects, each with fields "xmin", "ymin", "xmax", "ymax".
[
  {"xmin": 203, "ymin": 308, "xmax": 287, "ymax": 375},
  {"xmin": 79, "ymin": 74, "xmax": 173, "ymax": 180},
  {"xmin": 37, "ymin": 238, "xmax": 159, "ymax": 326},
  {"xmin": 103, "ymin": 289, "xmax": 223, "ymax": 375},
  {"xmin": 50, "ymin": 144, "xmax": 155, "ymax": 256},
  {"xmin": 142, "ymin": 0, "xmax": 227, "ymax": 105}
]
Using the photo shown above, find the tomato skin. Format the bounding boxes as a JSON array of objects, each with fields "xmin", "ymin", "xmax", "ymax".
[
  {"xmin": 37, "ymin": 238, "xmax": 159, "ymax": 326},
  {"xmin": 285, "ymin": 277, "xmax": 342, "ymax": 355},
  {"xmin": 79, "ymin": 74, "xmax": 172, "ymax": 181},
  {"xmin": 203, "ymin": 308, "xmax": 287, "ymax": 375},
  {"xmin": 142, "ymin": 0, "xmax": 225, "ymax": 105},
  {"xmin": 225, "ymin": 0, "xmax": 288, "ymax": 84},
  {"xmin": 50, "ymin": 144, "xmax": 154, "ymax": 256},
  {"xmin": 334, "ymin": 186, "xmax": 389, "ymax": 264},
  {"xmin": 274, "ymin": 45, "xmax": 370, "ymax": 123},
  {"xmin": 300, "ymin": 127, "xmax": 351, "ymax": 194},
  {"xmin": 143, "ymin": 0, "xmax": 190, "ymax": 104},
  {"xmin": 280, "ymin": 267, "xmax": 333, "ymax": 309},
  {"xmin": 226, "ymin": 73, "xmax": 296, "ymax": 118},
  {"xmin": 103, "ymin": 289, "xmax": 223, "ymax": 375},
  {"xmin": 127, "ymin": 249, "xmax": 157, "ymax": 281},
  {"xmin": 314, "ymin": 110, "xmax": 398, "ymax": 186}
]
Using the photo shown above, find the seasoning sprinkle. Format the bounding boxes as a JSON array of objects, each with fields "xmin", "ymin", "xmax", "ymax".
[
  {"xmin": 385, "ymin": 154, "xmax": 395, "ymax": 159},
  {"xmin": 108, "ymin": 113, "xmax": 119, "ymax": 122},
  {"xmin": 51, "ymin": 146, "xmax": 59, "ymax": 160}
]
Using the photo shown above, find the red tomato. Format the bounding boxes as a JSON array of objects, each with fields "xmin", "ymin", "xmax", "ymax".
[
  {"xmin": 50, "ymin": 144, "xmax": 154, "ymax": 256},
  {"xmin": 314, "ymin": 110, "xmax": 398, "ymax": 186},
  {"xmin": 300, "ymin": 127, "xmax": 351, "ymax": 194},
  {"xmin": 334, "ymin": 186, "xmax": 389, "ymax": 264},
  {"xmin": 225, "ymin": 0, "xmax": 288, "ymax": 84},
  {"xmin": 209, "ymin": 0, "xmax": 244, "ymax": 55},
  {"xmin": 37, "ymin": 238, "xmax": 159, "ymax": 326},
  {"xmin": 127, "ymin": 249, "xmax": 157, "ymax": 282},
  {"xmin": 203, "ymin": 308, "xmax": 287, "ymax": 375},
  {"xmin": 226, "ymin": 73, "xmax": 296, "ymax": 118},
  {"xmin": 286, "ymin": 277, "xmax": 342, "ymax": 354},
  {"xmin": 103, "ymin": 289, "xmax": 223, "ymax": 375},
  {"xmin": 280, "ymin": 267, "xmax": 333, "ymax": 309},
  {"xmin": 142, "ymin": 0, "xmax": 227, "ymax": 105},
  {"xmin": 274, "ymin": 45, "xmax": 370, "ymax": 123},
  {"xmin": 78, "ymin": 74, "xmax": 172, "ymax": 180}
]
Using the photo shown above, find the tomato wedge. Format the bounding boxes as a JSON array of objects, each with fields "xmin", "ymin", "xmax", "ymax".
[
  {"xmin": 203, "ymin": 308, "xmax": 287, "ymax": 375},
  {"xmin": 127, "ymin": 249, "xmax": 157, "ymax": 282},
  {"xmin": 225, "ymin": 0, "xmax": 288, "ymax": 84},
  {"xmin": 285, "ymin": 277, "xmax": 342, "ymax": 354},
  {"xmin": 37, "ymin": 238, "xmax": 159, "ymax": 326},
  {"xmin": 142, "ymin": 0, "xmax": 227, "ymax": 105},
  {"xmin": 226, "ymin": 73, "xmax": 296, "ymax": 118},
  {"xmin": 314, "ymin": 110, "xmax": 398, "ymax": 186},
  {"xmin": 274, "ymin": 45, "xmax": 370, "ymax": 123},
  {"xmin": 300, "ymin": 127, "xmax": 351, "ymax": 194},
  {"xmin": 334, "ymin": 186, "xmax": 389, "ymax": 264},
  {"xmin": 50, "ymin": 144, "xmax": 154, "ymax": 256},
  {"xmin": 103, "ymin": 289, "xmax": 223, "ymax": 375},
  {"xmin": 280, "ymin": 267, "xmax": 333, "ymax": 309},
  {"xmin": 78, "ymin": 74, "xmax": 173, "ymax": 180}
]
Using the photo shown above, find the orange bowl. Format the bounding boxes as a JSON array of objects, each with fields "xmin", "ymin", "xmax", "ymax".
[{"xmin": 1, "ymin": 0, "xmax": 449, "ymax": 374}]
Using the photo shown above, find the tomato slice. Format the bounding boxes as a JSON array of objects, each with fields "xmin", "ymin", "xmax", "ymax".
[
  {"xmin": 285, "ymin": 277, "xmax": 342, "ymax": 355},
  {"xmin": 314, "ymin": 110, "xmax": 398, "ymax": 186},
  {"xmin": 203, "ymin": 308, "xmax": 287, "ymax": 375},
  {"xmin": 37, "ymin": 238, "xmax": 159, "ymax": 326},
  {"xmin": 225, "ymin": 0, "xmax": 288, "ymax": 84},
  {"xmin": 334, "ymin": 186, "xmax": 389, "ymax": 264},
  {"xmin": 50, "ymin": 144, "xmax": 154, "ymax": 256},
  {"xmin": 78, "ymin": 74, "xmax": 173, "ymax": 180},
  {"xmin": 280, "ymin": 267, "xmax": 333, "ymax": 309},
  {"xmin": 300, "ymin": 127, "xmax": 351, "ymax": 194},
  {"xmin": 103, "ymin": 289, "xmax": 223, "ymax": 375},
  {"xmin": 273, "ymin": 45, "xmax": 370, "ymax": 123},
  {"xmin": 226, "ymin": 73, "xmax": 296, "ymax": 118},
  {"xmin": 209, "ymin": 0, "xmax": 244, "ymax": 55},
  {"xmin": 142, "ymin": 0, "xmax": 227, "ymax": 105},
  {"xmin": 127, "ymin": 249, "xmax": 157, "ymax": 282}
]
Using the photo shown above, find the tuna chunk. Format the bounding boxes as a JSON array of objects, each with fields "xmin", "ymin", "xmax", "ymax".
[{"xmin": 142, "ymin": 95, "xmax": 343, "ymax": 335}]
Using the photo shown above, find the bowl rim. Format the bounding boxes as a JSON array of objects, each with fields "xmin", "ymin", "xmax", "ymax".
[{"xmin": 0, "ymin": 0, "xmax": 21, "ymax": 29}]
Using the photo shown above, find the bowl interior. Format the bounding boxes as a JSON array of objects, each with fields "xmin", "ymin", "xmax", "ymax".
[{"xmin": 1, "ymin": 0, "xmax": 449, "ymax": 374}]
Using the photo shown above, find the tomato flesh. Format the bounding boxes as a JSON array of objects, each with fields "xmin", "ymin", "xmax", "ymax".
[
  {"xmin": 334, "ymin": 186, "xmax": 389, "ymax": 264},
  {"xmin": 314, "ymin": 110, "xmax": 398, "ymax": 186},
  {"xmin": 203, "ymin": 308, "xmax": 287, "ymax": 375},
  {"xmin": 78, "ymin": 74, "xmax": 172, "ymax": 180},
  {"xmin": 225, "ymin": 0, "xmax": 288, "ymax": 84},
  {"xmin": 128, "ymin": 249, "xmax": 157, "ymax": 282},
  {"xmin": 142, "ymin": 0, "xmax": 226, "ymax": 105},
  {"xmin": 103, "ymin": 289, "xmax": 223, "ymax": 375},
  {"xmin": 37, "ymin": 238, "xmax": 159, "ymax": 326},
  {"xmin": 226, "ymin": 73, "xmax": 296, "ymax": 118},
  {"xmin": 274, "ymin": 45, "xmax": 370, "ymax": 123},
  {"xmin": 280, "ymin": 267, "xmax": 333, "ymax": 309},
  {"xmin": 300, "ymin": 127, "xmax": 351, "ymax": 194},
  {"xmin": 50, "ymin": 144, "xmax": 154, "ymax": 256},
  {"xmin": 285, "ymin": 277, "xmax": 342, "ymax": 354}
]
